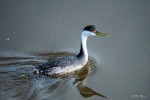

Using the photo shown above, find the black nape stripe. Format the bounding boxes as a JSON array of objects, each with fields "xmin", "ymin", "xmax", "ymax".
[{"xmin": 77, "ymin": 43, "xmax": 84, "ymax": 58}]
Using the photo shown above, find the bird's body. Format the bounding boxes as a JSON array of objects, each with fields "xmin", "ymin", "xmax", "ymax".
[
  {"xmin": 34, "ymin": 25, "xmax": 109, "ymax": 76},
  {"xmin": 35, "ymin": 55, "xmax": 86, "ymax": 75}
]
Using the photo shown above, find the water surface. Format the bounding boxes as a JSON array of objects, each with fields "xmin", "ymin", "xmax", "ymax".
[
  {"xmin": 0, "ymin": 52, "xmax": 107, "ymax": 100},
  {"xmin": 0, "ymin": 0, "xmax": 150, "ymax": 100}
]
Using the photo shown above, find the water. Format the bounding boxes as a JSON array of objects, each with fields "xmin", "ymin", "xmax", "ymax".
[
  {"xmin": 0, "ymin": 0, "xmax": 150, "ymax": 100},
  {"xmin": 0, "ymin": 52, "xmax": 107, "ymax": 100}
]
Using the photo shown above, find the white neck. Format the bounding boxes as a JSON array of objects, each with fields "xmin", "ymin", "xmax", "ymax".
[
  {"xmin": 81, "ymin": 32, "xmax": 88, "ymax": 61},
  {"xmin": 78, "ymin": 31, "xmax": 95, "ymax": 61},
  {"xmin": 77, "ymin": 31, "xmax": 96, "ymax": 62}
]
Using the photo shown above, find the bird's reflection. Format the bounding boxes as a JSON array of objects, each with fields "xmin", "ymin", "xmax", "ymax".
[{"xmin": 73, "ymin": 61, "xmax": 107, "ymax": 98}]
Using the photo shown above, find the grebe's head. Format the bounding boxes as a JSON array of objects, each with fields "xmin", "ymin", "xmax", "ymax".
[{"xmin": 83, "ymin": 25, "xmax": 109, "ymax": 37}]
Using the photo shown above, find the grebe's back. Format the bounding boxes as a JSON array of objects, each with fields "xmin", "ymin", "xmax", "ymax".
[{"xmin": 34, "ymin": 55, "xmax": 86, "ymax": 75}]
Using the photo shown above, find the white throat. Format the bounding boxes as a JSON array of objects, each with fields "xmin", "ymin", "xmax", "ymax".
[{"xmin": 80, "ymin": 31, "xmax": 96, "ymax": 62}]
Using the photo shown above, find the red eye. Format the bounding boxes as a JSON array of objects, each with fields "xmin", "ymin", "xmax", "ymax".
[{"xmin": 93, "ymin": 30, "xmax": 96, "ymax": 33}]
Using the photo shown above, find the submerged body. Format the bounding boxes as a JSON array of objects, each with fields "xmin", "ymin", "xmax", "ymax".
[{"xmin": 34, "ymin": 25, "xmax": 109, "ymax": 75}]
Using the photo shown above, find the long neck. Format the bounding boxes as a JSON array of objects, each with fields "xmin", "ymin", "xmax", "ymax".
[{"xmin": 77, "ymin": 33, "xmax": 88, "ymax": 62}]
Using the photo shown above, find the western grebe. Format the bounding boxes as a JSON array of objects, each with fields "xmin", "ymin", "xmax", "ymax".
[{"xmin": 34, "ymin": 25, "xmax": 109, "ymax": 75}]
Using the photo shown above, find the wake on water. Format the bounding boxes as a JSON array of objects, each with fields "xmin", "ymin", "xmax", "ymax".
[{"xmin": 0, "ymin": 51, "xmax": 107, "ymax": 100}]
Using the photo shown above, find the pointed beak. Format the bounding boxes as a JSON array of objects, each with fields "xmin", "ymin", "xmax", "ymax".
[{"xmin": 95, "ymin": 31, "xmax": 110, "ymax": 36}]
